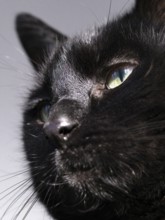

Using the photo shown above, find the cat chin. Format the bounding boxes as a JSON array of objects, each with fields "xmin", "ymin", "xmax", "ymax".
[{"xmin": 53, "ymin": 150, "xmax": 128, "ymax": 205}]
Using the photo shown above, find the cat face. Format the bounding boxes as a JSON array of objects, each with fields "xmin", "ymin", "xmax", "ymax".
[{"xmin": 17, "ymin": 0, "xmax": 165, "ymax": 219}]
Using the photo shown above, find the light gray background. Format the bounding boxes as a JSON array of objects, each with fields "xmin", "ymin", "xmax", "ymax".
[{"xmin": 0, "ymin": 0, "xmax": 134, "ymax": 219}]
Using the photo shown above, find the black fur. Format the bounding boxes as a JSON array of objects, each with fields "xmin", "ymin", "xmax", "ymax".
[{"xmin": 16, "ymin": 1, "xmax": 165, "ymax": 219}]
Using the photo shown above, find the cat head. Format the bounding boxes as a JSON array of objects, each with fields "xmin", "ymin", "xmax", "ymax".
[{"xmin": 16, "ymin": 0, "xmax": 165, "ymax": 219}]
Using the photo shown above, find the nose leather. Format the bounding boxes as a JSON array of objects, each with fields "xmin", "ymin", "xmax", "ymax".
[{"xmin": 44, "ymin": 116, "xmax": 78, "ymax": 141}]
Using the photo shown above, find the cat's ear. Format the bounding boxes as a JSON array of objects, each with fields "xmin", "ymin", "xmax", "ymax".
[
  {"xmin": 135, "ymin": 0, "xmax": 165, "ymax": 23},
  {"xmin": 16, "ymin": 13, "xmax": 68, "ymax": 71}
]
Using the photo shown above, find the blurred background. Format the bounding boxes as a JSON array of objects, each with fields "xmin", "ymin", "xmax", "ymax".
[{"xmin": 0, "ymin": 0, "xmax": 134, "ymax": 219}]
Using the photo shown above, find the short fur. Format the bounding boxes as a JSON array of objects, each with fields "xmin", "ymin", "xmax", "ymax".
[{"xmin": 16, "ymin": 1, "xmax": 165, "ymax": 219}]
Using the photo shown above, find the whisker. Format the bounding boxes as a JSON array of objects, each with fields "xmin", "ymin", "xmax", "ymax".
[
  {"xmin": 12, "ymin": 189, "xmax": 38, "ymax": 220},
  {"xmin": 0, "ymin": 57, "xmax": 33, "ymax": 78},
  {"xmin": 0, "ymin": 54, "xmax": 30, "ymax": 69},
  {"xmin": 0, "ymin": 178, "xmax": 30, "ymax": 198},
  {"xmin": 0, "ymin": 179, "xmax": 31, "ymax": 207},
  {"xmin": 0, "ymin": 33, "xmax": 26, "ymax": 57},
  {"xmin": 44, "ymin": 185, "xmax": 53, "ymax": 210},
  {"xmin": 12, "ymin": 174, "xmax": 49, "ymax": 220},
  {"xmin": 128, "ymin": 120, "xmax": 165, "ymax": 133},
  {"xmin": 0, "ymin": 170, "xmax": 29, "ymax": 183},
  {"xmin": 0, "ymin": 183, "xmax": 33, "ymax": 220},
  {"xmin": 78, "ymin": 2, "xmax": 100, "ymax": 24},
  {"xmin": 107, "ymin": 0, "xmax": 112, "ymax": 25},
  {"xmin": 119, "ymin": 0, "xmax": 130, "ymax": 15},
  {"xmin": 22, "ymin": 196, "xmax": 39, "ymax": 220}
]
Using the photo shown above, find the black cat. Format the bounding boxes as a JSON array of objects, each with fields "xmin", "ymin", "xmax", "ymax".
[{"xmin": 16, "ymin": 0, "xmax": 165, "ymax": 219}]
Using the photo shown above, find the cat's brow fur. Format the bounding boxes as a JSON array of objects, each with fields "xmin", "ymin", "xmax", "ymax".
[{"xmin": 16, "ymin": 0, "xmax": 165, "ymax": 220}]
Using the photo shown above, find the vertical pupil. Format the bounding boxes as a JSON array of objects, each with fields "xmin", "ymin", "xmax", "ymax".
[{"xmin": 118, "ymin": 69, "xmax": 124, "ymax": 82}]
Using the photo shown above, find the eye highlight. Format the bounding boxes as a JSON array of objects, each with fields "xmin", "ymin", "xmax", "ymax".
[{"xmin": 106, "ymin": 64, "xmax": 136, "ymax": 89}]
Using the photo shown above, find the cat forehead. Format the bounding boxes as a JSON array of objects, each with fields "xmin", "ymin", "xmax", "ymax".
[
  {"xmin": 52, "ymin": 20, "xmax": 153, "ymax": 72},
  {"xmin": 40, "ymin": 14, "xmax": 165, "ymax": 91}
]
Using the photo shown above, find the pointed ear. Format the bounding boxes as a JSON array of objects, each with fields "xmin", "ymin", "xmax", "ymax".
[
  {"xmin": 135, "ymin": 0, "xmax": 165, "ymax": 23},
  {"xmin": 16, "ymin": 13, "xmax": 68, "ymax": 71}
]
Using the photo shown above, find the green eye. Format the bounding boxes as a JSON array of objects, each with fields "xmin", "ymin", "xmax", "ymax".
[
  {"xmin": 106, "ymin": 65, "xmax": 136, "ymax": 89},
  {"xmin": 40, "ymin": 104, "xmax": 51, "ymax": 123}
]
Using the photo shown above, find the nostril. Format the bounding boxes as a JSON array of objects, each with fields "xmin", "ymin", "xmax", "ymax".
[
  {"xmin": 44, "ymin": 117, "xmax": 79, "ymax": 141},
  {"xmin": 59, "ymin": 123, "xmax": 78, "ymax": 137}
]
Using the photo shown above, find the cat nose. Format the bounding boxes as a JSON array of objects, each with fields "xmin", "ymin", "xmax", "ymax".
[{"xmin": 43, "ymin": 116, "xmax": 78, "ymax": 141}]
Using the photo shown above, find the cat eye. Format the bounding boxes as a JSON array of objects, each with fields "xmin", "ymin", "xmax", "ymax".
[
  {"xmin": 40, "ymin": 104, "xmax": 51, "ymax": 123},
  {"xmin": 106, "ymin": 64, "xmax": 136, "ymax": 89}
]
